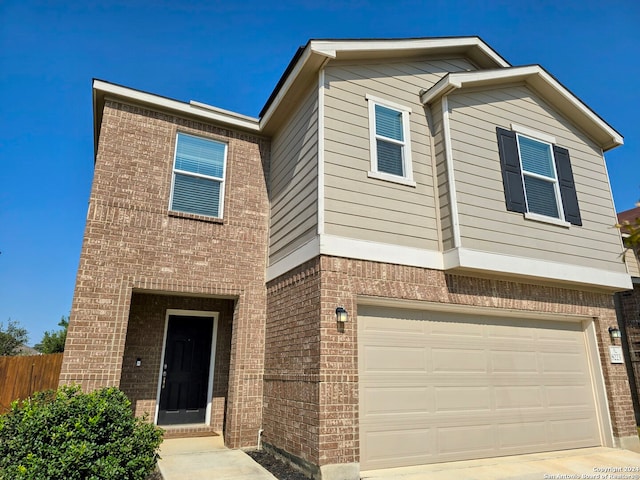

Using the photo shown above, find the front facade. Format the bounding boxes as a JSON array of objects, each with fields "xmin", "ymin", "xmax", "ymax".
[{"xmin": 61, "ymin": 37, "xmax": 636, "ymax": 479}]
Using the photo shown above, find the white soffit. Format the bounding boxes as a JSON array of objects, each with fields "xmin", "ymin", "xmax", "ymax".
[{"xmin": 420, "ymin": 66, "xmax": 623, "ymax": 151}]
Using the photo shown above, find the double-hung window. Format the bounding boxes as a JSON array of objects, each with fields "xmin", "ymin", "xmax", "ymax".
[
  {"xmin": 366, "ymin": 94, "xmax": 414, "ymax": 186},
  {"xmin": 496, "ymin": 125, "xmax": 582, "ymax": 226},
  {"xmin": 170, "ymin": 133, "xmax": 227, "ymax": 218},
  {"xmin": 517, "ymin": 135, "xmax": 562, "ymax": 219}
]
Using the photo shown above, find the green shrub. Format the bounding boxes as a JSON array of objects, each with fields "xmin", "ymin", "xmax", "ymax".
[{"xmin": 0, "ymin": 385, "xmax": 163, "ymax": 480}]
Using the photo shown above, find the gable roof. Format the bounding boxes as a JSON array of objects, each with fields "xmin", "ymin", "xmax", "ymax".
[
  {"xmin": 420, "ymin": 65, "xmax": 623, "ymax": 151},
  {"xmin": 259, "ymin": 36, "xmax": 510, "ymax": 134}
]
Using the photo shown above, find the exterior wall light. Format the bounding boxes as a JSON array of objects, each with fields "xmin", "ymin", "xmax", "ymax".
[
  {"xmin": 608, "ymin": 326, "xmax": 621, "ymax": 341},
  {"xmin": 336, "ymin": 307, "xmax": 348, "ymax": 323}
]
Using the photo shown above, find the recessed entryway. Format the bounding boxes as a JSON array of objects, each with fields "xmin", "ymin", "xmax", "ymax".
[{"xmin": 156, "ymin": 311, "xmax": 218, "ymax": 426}]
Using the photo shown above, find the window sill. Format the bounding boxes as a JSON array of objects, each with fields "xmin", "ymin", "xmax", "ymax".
[
  {"xmin": 168, "ymin": 210, "xmax": 224, "ymax": 224},
  {"xmin": 367, "ymin": 171, "xmax": 416, "ymax": 187},
  {"xmin": 524, "ymin": 212, "xmax": 570, "ymax": 228}
]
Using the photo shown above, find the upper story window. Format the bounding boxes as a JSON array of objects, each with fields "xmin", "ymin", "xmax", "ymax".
[
  {"xmin": 170, "ymin": 133, "xmax": 227, "ymax": 218},
  {"xmin": 496, "ymin": 125, "xmax": 582, "ymax": 227},
  {"xmin": 366, "ymin": 94, "xmax": 415, "ymax": 187},
  {"xmin": 517, "ymin": 135, "xmax": 562, "ymax": 219}
]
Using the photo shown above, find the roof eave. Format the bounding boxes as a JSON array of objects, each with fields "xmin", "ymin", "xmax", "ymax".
[
  {"xmin": 259, "ymin": 37, "xmax": 511, "ymax": 134},
  {"xmin": 420, "ymin": 66, "xmax": 623, "ymax": 151},
  {"xmin": 91, "ymin": 79, "xmax": 261, "ymax": 159}
]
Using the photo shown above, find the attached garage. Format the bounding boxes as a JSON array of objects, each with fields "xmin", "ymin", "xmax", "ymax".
[{"xmin": 358, "ymin": 304, "xmax": 607, "ymax": 471}]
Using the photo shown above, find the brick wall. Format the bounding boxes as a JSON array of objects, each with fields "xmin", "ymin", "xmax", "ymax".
[
  {"xmin": 264, "ymin": 258, "xmax": 322, "ymax": 469},
  {"xmin": 61, "ymin": 100, "xmax": 270, "ymax": 448},
  {"xmin": 618, "ymin": 285, "xmax": 640, "ymax": 424},
  {"xmin": 120, "ymin": 293, "xmax": 233, "ymax": 431},
  {"xmin": 265, "ymin": 255, "xmax": 637, "ymax": 472}
]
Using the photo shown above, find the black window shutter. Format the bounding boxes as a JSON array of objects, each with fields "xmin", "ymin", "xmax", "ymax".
[
  {"xmin": 553, "ymin": 145, "xmax": 582, "ymax": 226},
  {"xmin": 496, "ymin": 127, "xmax": 526, "ymax": 213}
]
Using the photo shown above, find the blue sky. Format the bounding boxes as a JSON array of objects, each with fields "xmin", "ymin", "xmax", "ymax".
[{"xmin": 1, "ymin": 0, "xmax": 639, "ymax": 344}]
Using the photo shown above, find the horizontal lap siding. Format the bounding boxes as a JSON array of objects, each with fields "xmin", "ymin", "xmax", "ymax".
[
  {"xmin": 323, "ymin": 58, "xmax": 474, "ymax": 250},
  {"xmin": 269, "ymin": 86, "xmax": 319, "ymax": 264},
  {"xmin": 447, "ymin": 86, "xmax": 626, "ymax": 272},
  {"xmin": 625, "ymin": 249, "xmax": 640, "ymax": 277}
]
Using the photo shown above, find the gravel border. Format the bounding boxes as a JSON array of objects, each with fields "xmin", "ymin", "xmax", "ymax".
[{"xmin": 247, "ymin": 450, "xmax": 309, "ymax": 480}]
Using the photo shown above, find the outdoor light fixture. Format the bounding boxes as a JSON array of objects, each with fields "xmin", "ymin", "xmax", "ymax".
[
  {"xmin": 608, "ymin": 326, "xmax": 621, "ymax": 341},
  {"xmin": 336, "ymin": 307, "xmax": 348, "ymax": 323}
]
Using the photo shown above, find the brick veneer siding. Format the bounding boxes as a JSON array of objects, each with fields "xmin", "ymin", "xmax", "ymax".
[
  {"xmin": 264, "ymin": 258, "xmax": 322, "ymax": 471},
  {"xmin": 120, "ymin": 293, "xmax": 233, "ymax": 431},
  {"xmin": 618, "ymin": 284, "xmax": 640, "ymax": 424},
  {"xmin": 60, "ymin": 100, "xmax": 270, "ymax": 448},
  {"xmin": 266, "ymin": 255, "xmax": 637, "ymax": 475}
]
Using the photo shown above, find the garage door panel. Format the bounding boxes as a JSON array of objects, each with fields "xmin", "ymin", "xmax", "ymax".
[
  {"xmin": 541, "ymin": 352, "xmax": 589, "ymax": 373},
  {"xmin": 438, "ymin": 424, "xmax": 495, "ymax": 454},
  {"xmin": 434, "ymin": 386, "xmax": 491, "ymax": 412},
  {"xmin": 362, "ymin": 386, "xmax": 431, "ymax": 415},
  {"xmin": 497, "ymin": 421, "xmax": 548, "ymax": 448},
  {"xmin": 432, "ymin": 348, "xmax": 488, "ymax": 373},
  {"xmin": 550, "ymin": 417, "xmax": 600, "ymax": 445},
  {"xmin": 431, "ymin": 320, "xmax": 484, "ymax": 337},
  {"xmin": 495, "ymin": 385, "xmax": 544, "ymax": 408},
  {"xmin": 362, "ymin": 345, "xmax": 427, "ymax": 371},
  {"xmin": 362, "ymin": 427, "xmax": 435, "ymax": 469},
  {"xmin": 358, "ymin": 308, "xmax": 601, "ymax": 470},
  {"xmin": 546, "ymin": 385, "xmax": 593, "ymax": 407},
  {"xmin": 490, "ymin": 351, "xmax": 538, "ymax": 372}
]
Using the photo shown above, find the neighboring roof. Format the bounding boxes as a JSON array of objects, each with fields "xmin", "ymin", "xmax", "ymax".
[
  {"xmin": 420, "ymin": 66, "xmax": 624, "ymax": 151},
  {"xmin": 618, "ymin": 206, "xmax": 640, "ymax": 224},
  {"xmin": 259, "ymin": 36, "xmax": 510, "ymax": 134}
]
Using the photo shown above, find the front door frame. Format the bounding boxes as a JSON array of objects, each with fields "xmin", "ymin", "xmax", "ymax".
[{"xmin": 154, "ymin": 309, "xmax": 219, "ymax": 425}]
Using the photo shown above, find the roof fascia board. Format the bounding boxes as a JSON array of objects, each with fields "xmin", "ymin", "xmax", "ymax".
[
  {"xmin": 259, "ymin": 45, "xmax": 336, "ymax": 129},
  {"xmin": 309, "ymin": 37, "xmax": 510, "ymax": 67},
  {"xmin": 93, "ymin": 80, "xmax": 260, "ymax": 131},
  {"xmin": 420, "ymin": 66, "xmax": 623, "ymax": 150}
]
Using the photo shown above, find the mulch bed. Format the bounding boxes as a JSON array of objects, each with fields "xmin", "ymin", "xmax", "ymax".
[{"xmin": 247, "ymin": 450, "xmax": 309, "ymax": 480}]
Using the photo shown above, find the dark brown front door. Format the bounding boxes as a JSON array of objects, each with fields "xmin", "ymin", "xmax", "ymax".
[{"xmin": 158, "ymin": 315, "xmax": 214, "ymax": 425}]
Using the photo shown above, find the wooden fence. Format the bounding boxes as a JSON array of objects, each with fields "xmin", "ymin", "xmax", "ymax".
[{"xmin": 0, "ymin": 353, "xmax": 63, "ymax": 413}]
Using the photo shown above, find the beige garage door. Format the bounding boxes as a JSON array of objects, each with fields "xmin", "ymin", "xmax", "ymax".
[{"xmin": 358, "ymin": 305, "xmax": 601, "ymax": 471}]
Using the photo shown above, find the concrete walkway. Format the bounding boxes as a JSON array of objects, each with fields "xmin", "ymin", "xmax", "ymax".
[
  {"xmin": 158, "ymin": 436, "xmax": 276, "ymax": 480},
  {"xmin": 362, "ymin": 447, "xmax": 640, "ymax": 480},
  {"xmin": 158, "ymin": 438, "xmax": 640, "ymax": 480}
]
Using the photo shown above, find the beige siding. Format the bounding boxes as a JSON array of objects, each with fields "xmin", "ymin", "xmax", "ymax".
[
  {"xmin": 625, "ymin": 248, "xmax": 640, "ymax": 277},
  {"xmin": 322, "ymin": 57, "xmax": 475, "ymax": 250},
  {"xmin": 269, "ymin": 85, "xmax": 318, "ymax": 264},
  {"xmin": 447, "ymin": 85, "xmax": 626, "ymax": 273}
]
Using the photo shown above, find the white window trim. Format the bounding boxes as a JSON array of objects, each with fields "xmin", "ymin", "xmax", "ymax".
[
  {"xmin": 514, "ymin": 130, "xmax": 565, "ymax": 224},
  {"xmin": 169, "ymin": 132, "xmax": 228, "ymax": 219},
  {"xmin": 366, "ymin": 94, "xmax": 414, "ymax": 185}
]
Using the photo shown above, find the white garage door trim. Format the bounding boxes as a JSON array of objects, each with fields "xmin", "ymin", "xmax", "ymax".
[{"xmin": 357, "ymin": 297, "xmax": 613, "ymax": 471}]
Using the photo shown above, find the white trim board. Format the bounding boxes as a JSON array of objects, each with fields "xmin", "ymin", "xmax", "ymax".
[
  {"xmin": 443, "ymin": 247, "xmax": 632, "ymax": 291},
  {"xmin": 267, "ymin": 235, "xmax": 631, "ymax": 291}
]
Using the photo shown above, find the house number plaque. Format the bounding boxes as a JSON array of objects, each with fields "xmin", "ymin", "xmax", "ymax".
[{"xmin": 609, "ymin": 345, "xmax": 623, "ymax": 364}]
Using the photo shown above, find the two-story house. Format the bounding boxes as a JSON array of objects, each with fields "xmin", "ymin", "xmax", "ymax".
[{"xmin": 61, "ymin": 37, "xmax": 636, "ymax": 480}]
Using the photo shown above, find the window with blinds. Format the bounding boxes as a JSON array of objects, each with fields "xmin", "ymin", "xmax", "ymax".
[
  {"xmin": 366, "ymin": 95, "xmax": 413, "ymax": 185},
  {"xmin": 170, "ymin": 133, "xmax": 227, "ymax": 218},
  {"xmin": 516, "ymin": 135, "xmax": 561, "ymax": 219}
]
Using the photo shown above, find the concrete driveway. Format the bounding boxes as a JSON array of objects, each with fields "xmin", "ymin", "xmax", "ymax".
[{"xmin": 361, "ymin": 447, "xmax": 640, "ymax": 480}]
